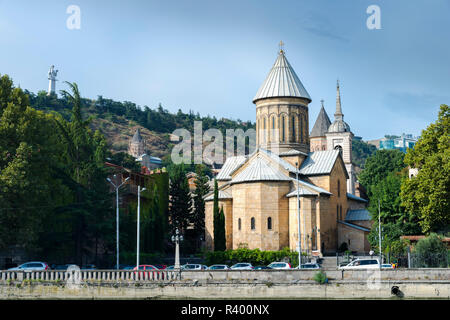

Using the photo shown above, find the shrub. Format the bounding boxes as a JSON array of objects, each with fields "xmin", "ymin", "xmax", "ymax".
[
  {"xmin": 313, "ymin": 271, "xmax": 328, "ymax": 284},
  {"xmin": 205, "ymin": 248, "xmax": 299, "ymax": 267}
]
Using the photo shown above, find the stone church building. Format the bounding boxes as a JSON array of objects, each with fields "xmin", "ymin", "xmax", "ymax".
[{"xmin": 204, "ymin": 46, "xmax": 372, "ymax": 255}]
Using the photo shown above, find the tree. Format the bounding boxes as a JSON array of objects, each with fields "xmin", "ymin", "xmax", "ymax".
[
  {"xmin": 359, "ymin": 149, "xmax": 405, "ymax": 198},
  {"xmin": 212, "ymin": 179, "xmax": 226, "ymax": 251},
  {"xmin": 412, "ymin": 233, "xmax": 448, "ymax": 268},
  {"xmin": 351, "ymin": 139, "xmax": 377, "ymax": 169},
  {"xmin": 401, "ymin": 105, "xmax": 450, "ymax": 233},
  {"xmin": 0, "ymin": 76, "xmax": 68, "ymax": 252},
  {"xmin": 51, "ymin": 81, "xmax": 113, "ymax": 265},
  {"xmin": 168, "ymin": 163, "xmax": 192, "ymax": 233},
  {"xmin": 367, "ymin": 171, "xmax": 421, "ymax": 253},
  {"xmin": 192, "ymin": 164, "xmax": 210, "ymax": 243}
]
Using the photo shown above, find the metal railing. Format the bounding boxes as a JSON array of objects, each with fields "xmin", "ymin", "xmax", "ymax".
[{"xmin": 0, "ymin": 270, "xmax": 181, "ymax": 282}]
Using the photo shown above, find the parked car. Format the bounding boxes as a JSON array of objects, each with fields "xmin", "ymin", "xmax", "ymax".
[
  {"xmin": 267, "ymin": 262, "xmax": 291, "ymax": 270},
  {"xmin": 230, "ymin": 263, "xmax": 253, "ymax": 270},
  {"xmin": 339, "ymin": 259, "xmax": 380, "ymax": 270},
  {"xmin": 166, "ymin": 265, "xmax": 175, "ymax": 270},
  {"xmin": 154, "ymin": 264, "xmax": 167, "ymax": 270},
  {"xmin": 208, "ymin": 264, "xmax": 230, "ymax": 270},
  {"xmin": 182, "ymin": 264, "xmax": 207, "ymax": 270},
  {"xmin": 133, "ymin": 265, "xmax": 159, "ymax": 271},
  {"xmin": 119, "ymin": 264, "xmax": 134, "ymax": 270},
  {"xmin": 81, "ymin": 264, "xmax": 97, "ymax": 270},
  {"xmin": 299, "ymin": 263, "xmax": 321, "ymax": 269},
  {"xmin": 122, "ymin": 266, "xmax": 134, "ymax": 270},
  {"xmin": 8, "ymin": 262, "xmax": 49, "ymax": 271},
  {"xmin": 52, "ymin": 264, "xmax": 79, "ymax": 271},
  {"xmin": 253, "ymin": 266, "xmax": 272, "ymax": 270},
  {"xmin": 381, "ymin": 263, "xmax": 395, "ymax": 269}
]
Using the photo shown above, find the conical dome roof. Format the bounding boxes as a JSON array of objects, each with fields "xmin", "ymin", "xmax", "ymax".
[
  {"xmin": 310, "ymin": 100, "xmax": 331, "ymax": 137},
  {"xmin": 253, "ymin": 49, "xmax": 311, "ymax": 103},
  {"xmin": 132, "ymin": 128, "xmax": 143, "ymax": 143}
]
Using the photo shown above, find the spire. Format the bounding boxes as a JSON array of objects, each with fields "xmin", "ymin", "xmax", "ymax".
[
  {"xmin": 253, "ymin": 43, "xmax": 311, "ymax": 103},
  {"xmin": 310, "ymin": 99, "xmax": 332, "ymax": 137},
  {"xmin": 328, "ymin": 80, "xmax": 351, "ymax": 133},
  {"xmin": 335, "ymin": 80, "xmax": 343, "ymax": 120}
]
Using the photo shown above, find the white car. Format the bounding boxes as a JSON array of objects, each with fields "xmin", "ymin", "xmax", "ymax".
[
  {"xmin": 8, "ymin": 261, "xmax": 49, "ymax": 271},
  {"xmin": 182, "ymin": 264, "xmax": 207, "ymax": 270},
  {"xmin": 208, "ymin": 264, "xmax": 230, "ymax": 270},
  {"xmin": 381, "ymin": 263, "xmax": 395, "ymax": 269},
  {"xmin": 339, "ymin": 259, "xmax": 380, "ymax": 270},
  {"xmin": 267, "ymin": 262, "xmax": 291, "ymax": 270},
  {"xmin": 230, "ymin": 263, "xmax": 253, "ymax": 270}
]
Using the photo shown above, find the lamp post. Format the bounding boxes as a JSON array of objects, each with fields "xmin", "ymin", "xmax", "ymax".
[
  {"xmin": 295, "ymin": 162, "xmax": 302, "ymax": 269},
  {"xmin": 107, "ymin": 175, "xmax": 130, "ymax": 270},
  {"xmin": 136, "ymin": 185, "xmax": 146, "ymax": 269},
  {"xmin": 171, "ymin": 228, "xmax": 184, "ymax": 270}
]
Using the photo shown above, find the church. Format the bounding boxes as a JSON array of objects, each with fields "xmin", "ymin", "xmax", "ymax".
[{"xmin": 204, "ymin": 45, "xmax": 372, "ymax": 255}]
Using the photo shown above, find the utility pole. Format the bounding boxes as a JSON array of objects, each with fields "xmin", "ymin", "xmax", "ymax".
[
  {"xmin": 107, "ymin": 175, "xmax": 130, "ymax": 270},
  {"xmin": 296, "ymin": 162, "xmax": 302, "ymax": 268},
  {"xmin": 136, "ymin": 185, "xmax": 146, "ymax": 269}
]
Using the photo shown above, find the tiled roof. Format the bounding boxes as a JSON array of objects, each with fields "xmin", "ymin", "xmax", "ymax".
[
  {"xmin": 259, "ymin": 148, "xmax": 297, "ymax": 173},
  {"xmin": 347, "ymin": 193, "xmax": 368, "ymax": 203},
  {"xmin": 231, "ymin": 155, "xmax": 291, "ymax": 184},
  {"xmin": 345, "ymin": 209, "xmax": 371, "ymax": 221},
  {"xmin": 299, "ymin": 150, "xmax": 340, "ymax": 175},
  {"xmin": 216, "ymin": 155, "xmax": 247, "ymax": 181},
  {"xmin": 338, "ymin": 221, "xmax": 370, "ymax": 232},
  {"xmin": 204, "ymin": 190, "xmax": 232, "ymax": 201},
  {"xmin": 253, "ymin": 50, "xmax": 311, "ymax": 103},
  {"xmin": 285, "ymin": 187, "xmax": 318, "ymax": 197}
]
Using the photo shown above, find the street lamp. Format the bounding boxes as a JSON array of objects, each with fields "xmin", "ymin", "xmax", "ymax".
[
  {"xmin": 295, "ymin": 162, "xmax": 302, "ymax": 269},
  {"xmin": 136, "ymin": 185, "xmax": 146, "ymax": 269},
  {"xmin": 171, "ymin": 228, "xmax": 184, "ymax": 270},
  {"xmin": 107, "ymin": 175, "xmax": 130, "ymax": 270}
]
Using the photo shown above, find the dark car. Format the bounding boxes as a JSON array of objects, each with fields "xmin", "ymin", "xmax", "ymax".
[
  {"xmin": 253, "ymin": 266, "xmax": 272, "ymax": 270},
  {"xmin": 81, "ymin": 264, "xmax": 97, "ymax": 270}
]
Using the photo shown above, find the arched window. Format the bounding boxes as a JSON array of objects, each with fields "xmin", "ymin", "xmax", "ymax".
[
  {"xmin": 300, "ymin": 115, "xmax": 303, "ymax": 142},
  {"xmin": 271, "ymin": 117, "xmax": 275, "ymax": 141},
  {"xmin": 263, "ymin": 117, "xmax": 267, "ymax": 142},
  {"xmin": 336, "ymin": 205, "xmax": 339, "ymax": 220},
  {"xmin": 281, "ymin": 116, "xmax": 286, "ymax": 142},
  {"xmin": 337, "ymin": 180, "xmax": 341, "ymax": 197},
  {"xmin": 292, "ymin": 116, "xmax": 296, "ymax": 142},
  {"xmin": 238, "ymin": 218, "xmax": 241, "ymax": 231},
  {"xmin": 251, "ymin": 217, "xmax": 255, "ymax": 230},
  {"xmin": 335, "ymin": 145, "xmax": 343, "ymax": 156},
  {"xmin": 267, "ymin": 217, "xmax": 272, "ymax": 230}
]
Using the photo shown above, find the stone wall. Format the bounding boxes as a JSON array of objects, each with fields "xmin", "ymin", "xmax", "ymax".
[{"xmin": 1, "ymin": 269, "xmax": 449, "ymax": 299}]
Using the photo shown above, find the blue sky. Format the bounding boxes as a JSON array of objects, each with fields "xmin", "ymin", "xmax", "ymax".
[{"xmin": 0, "ymin": 0, "xmax": 448, "ymax": 140}]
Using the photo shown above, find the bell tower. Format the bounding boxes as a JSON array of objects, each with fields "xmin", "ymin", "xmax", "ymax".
[{"xmin": 254, "ymin": 43, "xmax": 311, "ymax": 154}]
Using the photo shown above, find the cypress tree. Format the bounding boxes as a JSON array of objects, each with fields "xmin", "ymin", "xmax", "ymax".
[{"xmin": 213, "ymin": 179, "xmax": 226, "ymax": 251}]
